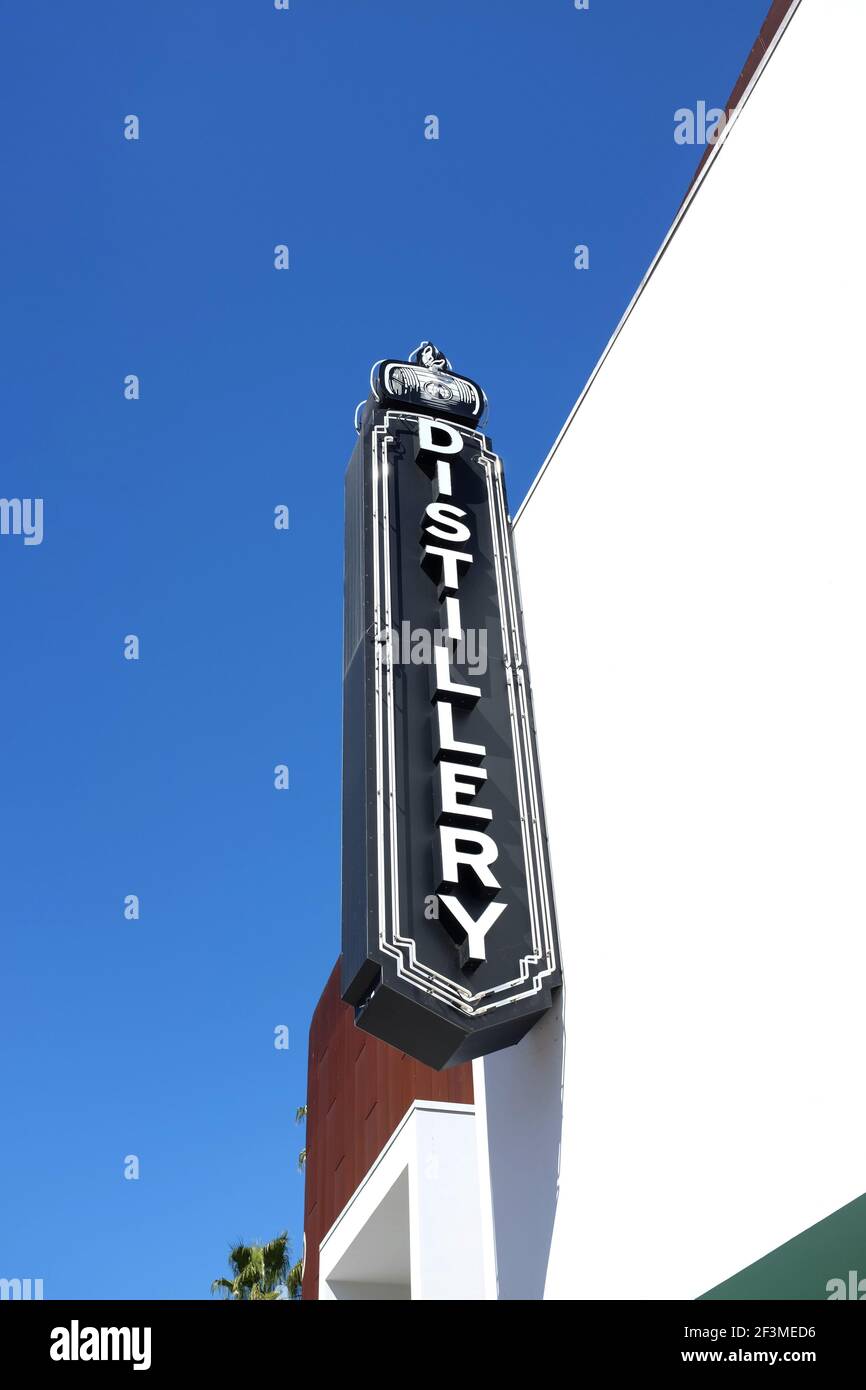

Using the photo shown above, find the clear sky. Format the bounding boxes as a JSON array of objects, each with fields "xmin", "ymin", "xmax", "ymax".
[{"xmin": 1, "ymin": 0, "xmax": 771, "ymax": 1300}]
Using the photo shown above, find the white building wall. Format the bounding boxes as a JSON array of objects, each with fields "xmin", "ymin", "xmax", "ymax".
[
  {"xmin": 318, "ymin": 1102, "xmax": 486, "ymax": 1301},
  {"xmin": 477, "ymin": 0, "xmax": 866, "ymax": 1300}
]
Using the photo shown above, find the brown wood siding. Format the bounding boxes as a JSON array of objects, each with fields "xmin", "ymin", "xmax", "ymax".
[{"xmin": 301, "ymin": 960, "xmax": 473, "ymax": 1299}]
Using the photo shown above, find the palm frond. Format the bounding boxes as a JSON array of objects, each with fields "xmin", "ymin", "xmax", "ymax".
[
  {"xmin": 227, "ymin": 1243, "xmax": 255, "ymax": 1278},
  {"xmin": 286, "ymin": 1258, "xmax": 304, "ymax": 1301},
  {"xmin": 260, "ymin": 1232, "xmax": 290, "ymax": 1285},
  {"xmin": 214, "ymin": 1233, "xmax": 294, "ymax": 1300}
]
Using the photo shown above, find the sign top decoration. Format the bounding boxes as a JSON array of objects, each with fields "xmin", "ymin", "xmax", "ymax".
[
  {"xmin": 357, "ymin": 341, "xmax": 487, "ymax": 431},
  {"xmin": 341, "ymin": 344, "xmax": 562, "ymax": 1069}
]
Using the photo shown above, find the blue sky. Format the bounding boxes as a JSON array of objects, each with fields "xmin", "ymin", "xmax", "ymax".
[{"xmin": 1, "ymin": 1, "xmax": 771, "ymax": 1300}]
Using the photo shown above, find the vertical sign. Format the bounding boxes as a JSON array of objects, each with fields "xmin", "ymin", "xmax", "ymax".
[{"xmin": 341, "ymin": 344, "xmax": 561, "ymax": 1069}]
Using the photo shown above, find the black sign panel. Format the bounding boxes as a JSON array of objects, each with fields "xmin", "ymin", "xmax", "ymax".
[{"xmin": 341, "ymin": 344, "xmax": 561, "ymax": 1069}]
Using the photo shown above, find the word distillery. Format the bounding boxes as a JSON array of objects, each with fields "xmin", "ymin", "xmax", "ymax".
[{"xmin": 418, "ymin": 418, "xmax": 509, "ymax": 968}]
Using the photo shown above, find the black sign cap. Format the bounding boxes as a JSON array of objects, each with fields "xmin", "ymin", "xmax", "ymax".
[{"xmin": 370, "ymin": 342, "xmax": 487, "ymax": 427}]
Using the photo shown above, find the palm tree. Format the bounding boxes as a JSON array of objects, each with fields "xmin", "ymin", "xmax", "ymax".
[
  {"xmin": 211, "ymin": 1232, "xmax": 292, "ymax": 1301},
  {"xmin": 286, "ymin": 1256, "xmax": 303, "ymax": 1301}
]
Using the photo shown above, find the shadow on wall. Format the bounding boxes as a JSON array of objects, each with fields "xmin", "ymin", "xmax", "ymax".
[{"xmin": 482, "ymin": 989, "xmax": 565, "ymax": 1299}]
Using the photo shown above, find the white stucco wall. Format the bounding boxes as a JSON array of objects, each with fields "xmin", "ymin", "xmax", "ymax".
[
  {"xmin": 477, "ymin": 0, "xmax": 866, "ymax": 1300},
  {"xmin": 318, "ymin": 1101, "xmax": 486, "ymax": 1300}
]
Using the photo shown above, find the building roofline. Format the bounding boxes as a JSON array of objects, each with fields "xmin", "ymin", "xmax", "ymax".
[{"xmin": 515, "ymin": 0, "xmax": 803, "ymax": 527}]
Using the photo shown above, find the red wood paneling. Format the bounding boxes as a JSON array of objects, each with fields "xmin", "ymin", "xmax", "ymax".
[{"xmin": 301, "ymin": 960, "xmax": 473, "ymax": 1299}]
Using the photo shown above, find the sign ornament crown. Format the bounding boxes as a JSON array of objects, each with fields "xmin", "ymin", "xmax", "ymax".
[
  {"xmin": 408, "ymin": 341, "xmax": 451, "ymax": 372},
  {"xmin": 374, "ymin": 342, "xmax": 486, "ymax": 426}
]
